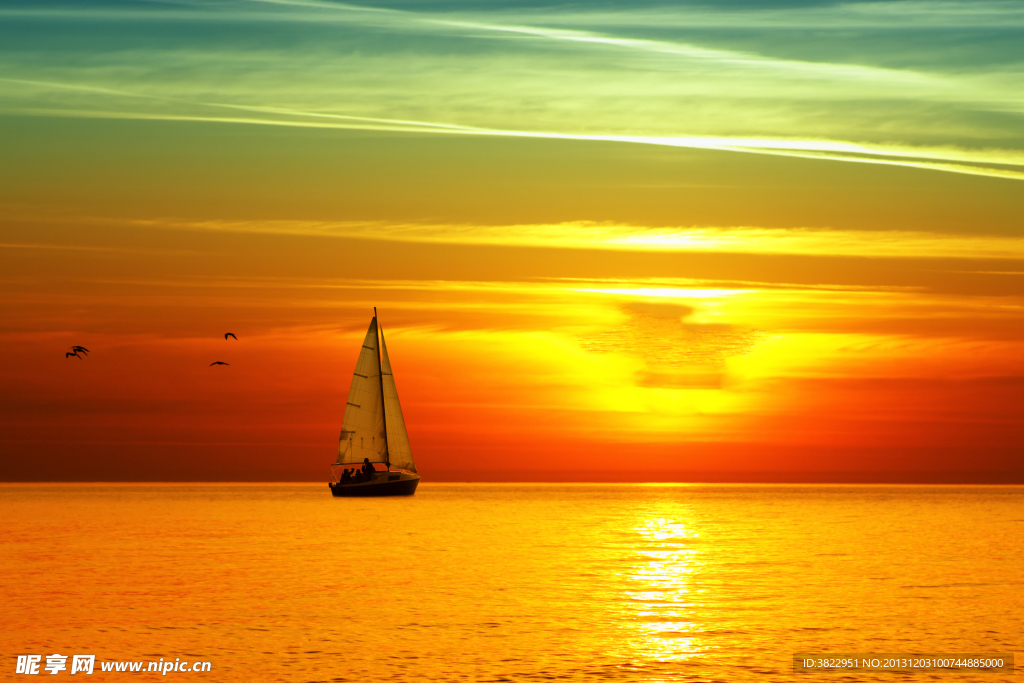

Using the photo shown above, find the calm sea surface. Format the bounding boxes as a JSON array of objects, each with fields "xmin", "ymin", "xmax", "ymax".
[{"xmin": 1, "ymin": 484, "xmax": 1021, "ymax": 682}]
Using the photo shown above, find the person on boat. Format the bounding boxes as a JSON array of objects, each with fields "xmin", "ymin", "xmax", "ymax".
[
  {"xmin": 340, "ymin": 469, "xmax": 350, "ymax": 483},
  {"xmin": 362, "ymin": 458, "xmax": 375, "ymax": 480}
]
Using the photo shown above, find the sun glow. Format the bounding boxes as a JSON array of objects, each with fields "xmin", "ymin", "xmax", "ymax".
[
  {"xmin": 1, "ymin": 0, "xmax": 1022, "ymax": 483},
  {"xmin": 572, "ymin": 288, "xmax": 743, "ymax": 299}
]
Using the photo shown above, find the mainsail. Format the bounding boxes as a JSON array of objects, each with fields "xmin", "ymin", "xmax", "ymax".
[
  {"xmin": 381, "ymin": 329, "xmax": 416, "ymax": 472},
  {"xmin": 336, "ymin": 318, "xmax": 387, "ymax": 466},
  {"xmin": 335, "ymin": 314, "xmax": 416, "ymax": 473}
]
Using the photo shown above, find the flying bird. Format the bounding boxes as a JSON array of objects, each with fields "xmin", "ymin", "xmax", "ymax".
[
  {"xmin": 210, "ymin": 361, "xmax": 230, "ymax": 366},
  {"xmin": 224, "ymin": 333, "xmax": 237, "ymax": 340},
  {"xmin": 69, "ymin": 346, "xmax": 89, "ymax": 355},
  {"xmin": 66, "ymin": 351, "xmax": 82, "ymax": 359}
]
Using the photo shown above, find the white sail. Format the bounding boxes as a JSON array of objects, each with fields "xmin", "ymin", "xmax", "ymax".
[
  {"xmin": 380, "ymin": 330, "xmax": 416, "ymax": 473},
  {"xmin": 336, "ymin": 318, "xmax": 387, "ymax": 466}
]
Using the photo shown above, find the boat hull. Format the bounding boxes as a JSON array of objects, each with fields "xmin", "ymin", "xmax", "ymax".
[{"xmin": 329, "ymin": 472, "xmax": 420, "ymax": 497}]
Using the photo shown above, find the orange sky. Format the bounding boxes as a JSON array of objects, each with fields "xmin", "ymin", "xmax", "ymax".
[
  {"xmin": 1, "ymin": 2, "xmax": 1023, "ymax": 482},
  {"xmin": 2, "ymin": 179, "xmax": 1021, "ymax": 481}
]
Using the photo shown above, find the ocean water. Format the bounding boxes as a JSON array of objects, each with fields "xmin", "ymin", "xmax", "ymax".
[{"xmin": 1, "ymin": 483, "xmax": 1020, "ymax": 682}]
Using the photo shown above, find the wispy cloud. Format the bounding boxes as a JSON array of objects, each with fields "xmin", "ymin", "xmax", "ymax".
[
  {"xmin": 37, "ymin": 214, "xmax": 1024, "ymax": 260},
  {"xmin": 467, "ymin": 1, "xmax": 1024, "ymax": 30},
  {"xmin": 1, "ymin": 0, "xmax": 1022, "ymax": 172},
  {"xmin": 4, "ymin": 76, "xmax": 1024, "ymax": 181}
]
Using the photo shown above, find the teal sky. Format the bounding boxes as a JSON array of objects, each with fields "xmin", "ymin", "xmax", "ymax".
[{"xmin": 2, "ymin": 0, "xmax": 1024, "ymax": 182}]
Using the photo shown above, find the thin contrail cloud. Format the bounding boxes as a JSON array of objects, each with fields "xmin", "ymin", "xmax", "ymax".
[{"xmin": 3, "ymin": 75, "xmax": 1022, "ymax": 181}]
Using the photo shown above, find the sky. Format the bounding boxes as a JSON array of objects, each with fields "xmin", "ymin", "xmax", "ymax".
[{"xmin": 1, "ymin": 0, "xmax": 1022, "ymax": 482}]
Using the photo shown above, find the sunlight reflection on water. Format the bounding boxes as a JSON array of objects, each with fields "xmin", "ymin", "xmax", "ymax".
[{"xmin": 624, "ymin": 518, "xmax": 702, "ymax": 663}]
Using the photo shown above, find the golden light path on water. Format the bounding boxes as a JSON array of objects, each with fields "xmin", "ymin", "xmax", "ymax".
[{"xmin": 620, "ymin": 516, "xmax": 703, "ymax": 663}]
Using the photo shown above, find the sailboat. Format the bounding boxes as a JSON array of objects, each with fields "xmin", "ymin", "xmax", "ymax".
[{"xmin": 328, "ymin": 309, "xmax": 420, "ymax": 497}]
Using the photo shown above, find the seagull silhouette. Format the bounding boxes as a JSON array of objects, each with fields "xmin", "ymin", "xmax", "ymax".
[
  {"xmin": 210, "ymin": 361, "xmax": 230, "ymax": 366},
  {"xmin": 69, "ymin": 346, "xmax": 89, "ymax": 355},
  {"xmin": 224, "ymin": 333, "xmax": 237, "ymax": 340},
  {"xmin": 66, "ymin": 351, "xmax": 82, "ymax": 359}
]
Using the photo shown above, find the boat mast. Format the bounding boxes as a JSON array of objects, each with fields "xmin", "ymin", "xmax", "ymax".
[{"xmin": 374, "ymin": 307, "xmax": 391, "ymax": 470}]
